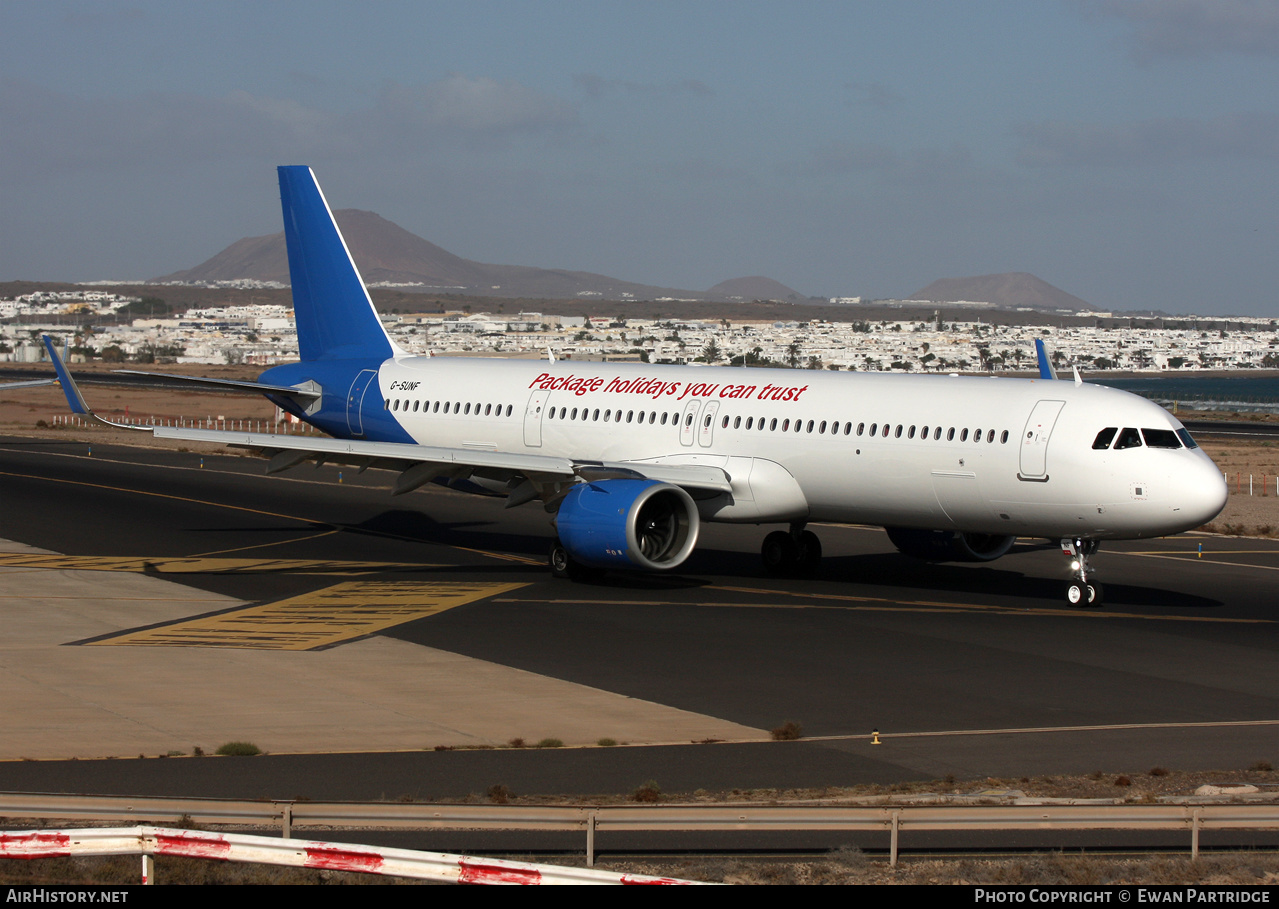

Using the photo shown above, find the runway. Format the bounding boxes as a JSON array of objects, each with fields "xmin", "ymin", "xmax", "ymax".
[{"xmin": 1, "ymin": 433, "xmax": 1276, "ymax": 800}]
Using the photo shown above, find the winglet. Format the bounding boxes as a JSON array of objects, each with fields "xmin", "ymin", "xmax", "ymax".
[
  {"xmin": 1034, "ymin": 338, "xmax": 1058, "ymax": 381},
  {"xmin": 42, "ymin": 335, "xmax": 90, "ymax": 414},
  {"xmin": 41, "ymin": 335, "xmax": 148, "ymax": 431}
]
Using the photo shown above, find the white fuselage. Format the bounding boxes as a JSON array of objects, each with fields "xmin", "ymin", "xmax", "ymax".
[{"xmin": 372, "ymin": 357, "xmax": 1228, "ymax": 541}]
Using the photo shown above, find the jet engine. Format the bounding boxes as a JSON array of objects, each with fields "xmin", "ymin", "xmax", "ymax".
[
  {"xmin": 885, "ymin": 528, "xmax": 1016, "ymax": 563},
  {"xmin": 555, "ymin": 479, "xmax": 699, "ymax": 571}
]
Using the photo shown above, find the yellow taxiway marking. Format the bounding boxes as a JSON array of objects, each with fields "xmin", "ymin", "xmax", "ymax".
[
  {"xmin": 90, "ymin": 581, "xmax": 527, "ymax": 650},
  {"xmin": 0, "ymin": 554, "xmax": 436, "ymax": 575}
]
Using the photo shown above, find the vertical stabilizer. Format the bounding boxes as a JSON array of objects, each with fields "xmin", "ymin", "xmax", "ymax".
[{"xmin": 278, "ymin": 166, "xmax": 398, "ymax": 362}]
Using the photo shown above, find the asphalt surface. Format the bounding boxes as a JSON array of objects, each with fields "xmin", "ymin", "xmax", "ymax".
[{"xmin": 1, "ymin": 433, "xmax": 1276, "ymax": 803}]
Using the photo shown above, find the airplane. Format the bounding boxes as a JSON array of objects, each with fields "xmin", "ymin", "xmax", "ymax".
[{"xmin": 40, "ymin": 165, "xmax": 1228, "ymax": 607}]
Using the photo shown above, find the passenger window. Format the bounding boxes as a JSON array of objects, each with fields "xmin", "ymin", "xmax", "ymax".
[
  {"xmin": 1092, "ymin": 427, "xmax": 1118, "ymax": 449},
  {"xmin": 868, "ymin": 423, "xmax": 876, "ymax": 436},
  {"xmin": 806, "ymin": 420, "xmax": 814, "ymax": 433},
  {"xmin": 947, "ymin": 427, "xmax": 955, "ymax": 441},
  {"xmin": 685, "ymin": 413, "xmax": 694, "ymax": 426},
  {"xmin": 819, "ymin": 421, "xmax": 827, "ymax": 434},
  {"xmin": 894, "ymin": 425, "xmax": 903, "ymax": 438},
  {"xmin": 908, "ymin": 425, "xmax": 916, "ymax": 439},
  {"xmin": 746, "ymin": 417, "xmax": 753, "ymax": 430},
  {"xmin": 1113, "ymin": 427, "xmax": 1143, "ymax": 450},
  {"xmin": 934, "ymin": 427, "xmax": 942, "ymax": 440},
  {"xmin": 960, "ymin": 429, "xmax": 968, "ymax": 441},
  {"xmin": 882, "ymin": 424, "xmax": 890, "ymax": 437},
  {"xmin": 1142, "ymin": 428, "xmax": 1182, "ymax": 449},
  {"xmin": 987, "ymin": 430, "xmax": 995, "ymax": 443},
  {"xmin": 1000, "ymin": 430, "xmax": 1009, "ymax": 444}
]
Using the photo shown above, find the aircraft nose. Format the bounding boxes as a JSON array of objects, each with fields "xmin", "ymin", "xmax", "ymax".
[{"xmin": 1182, "ymin": 455, "xmax": 1228, "ymax": 528}]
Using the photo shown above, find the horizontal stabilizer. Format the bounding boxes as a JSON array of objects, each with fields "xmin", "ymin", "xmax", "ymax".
[{"xmin": 112, "ymin": 370, "xmax": 321, "ymax": 399}]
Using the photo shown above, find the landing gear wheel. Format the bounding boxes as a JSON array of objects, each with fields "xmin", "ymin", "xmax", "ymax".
[
  {"xmin": 762, "ymin": 531, "xmax": 798, "ymax": 576},
  {"xmin": 549, "ymin": 539, "xmax": 574, "ymax": 579},
  {"xmin": 797, "ymin": 530, "xmax": 822, "ymax": 576},
  {"xmin": 1061, "ymin": 538, "xmax": 1104, "ymax": 609}
]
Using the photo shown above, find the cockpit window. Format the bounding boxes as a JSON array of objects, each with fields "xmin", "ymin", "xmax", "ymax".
[
  {"xmin": 1142, "ymin": 428, "xmax": 1182, "ymax": 449},
  {"xmin": 1113, "ymin": 427, "xmax": 1143, "ymax": 450},
  {"xmin": 1092, "ymin": 427, "xmax": 1118, "ymax": 450},
  {"xmin": 1176, "ymin": 428, "xmax": 1199, "ymax": 450}
]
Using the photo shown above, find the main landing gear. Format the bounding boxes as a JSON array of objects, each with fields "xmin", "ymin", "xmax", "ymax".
[
  {"xmin": 1061, "ymin": 538, "xmax": 1103, "ymax": 607},
  {"xmin": 761, "ymin": 524, "xmax": 822, "ymax": 577}
]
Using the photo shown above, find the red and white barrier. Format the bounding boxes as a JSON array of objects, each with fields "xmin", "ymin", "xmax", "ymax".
[{"xmin": 0, "ymin": 825, "xmax": 705, "ymax": 885}]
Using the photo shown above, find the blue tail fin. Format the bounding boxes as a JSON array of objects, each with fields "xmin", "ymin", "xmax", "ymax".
[{"xmin": 278, "ymin": 166, "xmax": 396, "ymax": 362}]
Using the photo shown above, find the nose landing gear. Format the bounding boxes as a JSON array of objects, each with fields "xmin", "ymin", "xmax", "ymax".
[{"xmin": 1061, "ymin": 538, "xmax": 1103, "ymax": 607}]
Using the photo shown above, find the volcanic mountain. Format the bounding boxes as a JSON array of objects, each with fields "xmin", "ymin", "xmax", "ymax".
[
  {"xmin": 910, "ymin": 273, "xmax": 1095, "ymax": 312},
  {"xmin": 156, "ymin": 210, "xmax": 806, "ymax": 303}
]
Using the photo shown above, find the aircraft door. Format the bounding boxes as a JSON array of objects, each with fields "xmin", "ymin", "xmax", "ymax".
[
  {"xmin": 1019, "ymin": 400, "xmax": 1065, "ymax": 479},
  {"xmin": 523, "ymin": 389, "xmax": 548, "ymax": 448},
  {"xmin": 697, "ymin": 401, "xmax": 720, "ymax": 448},
  {"xmin": 679, "ymin": 399, "xmax": 702, "ymax": 447},
  {"xmin": 346, "ymin": 369, "xmax": 379, "ymax": 437}
]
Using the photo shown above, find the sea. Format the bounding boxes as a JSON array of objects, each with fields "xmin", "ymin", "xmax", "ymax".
[{"xmin": 1092, "ymin": 375, "xmax": 1279, "ymax": 414}]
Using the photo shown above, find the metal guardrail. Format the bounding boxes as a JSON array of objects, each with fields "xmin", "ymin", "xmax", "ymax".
[
  {"xmin": 0, "ymin": 825, "xmax": 702, "ymax": 885},
  {"xmin": 2, "ymin": 793, "xmax": 1277, "ymax": 865}
]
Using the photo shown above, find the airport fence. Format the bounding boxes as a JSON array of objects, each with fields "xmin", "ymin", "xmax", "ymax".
[
  {"xmin": 49, "ymin": 414, "xmax": 319, "ymax": 434},
  {"xmin": 1, "ymin": 793, "xmax": 1276, "ymax": 867}
]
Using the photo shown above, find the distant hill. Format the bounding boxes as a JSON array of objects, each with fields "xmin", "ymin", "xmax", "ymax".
[
  {"xmin": 156, "ymin": 211, "xmax": 805, "ymax": 303},
  {"xmin": 706, "ymin": 276, "xmax": 807, "ymax": 302},
  {"xmin": 910, "ymin": 273, "xmax": 1095, "ymax": 312}
]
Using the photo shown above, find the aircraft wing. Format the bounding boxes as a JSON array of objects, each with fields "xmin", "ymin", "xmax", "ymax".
[
  {"xmin": 0, "ymin": 378, "xmax": 58, "ymax": 390},
  {"xmin": 150, "ymin": 426, "xmax": 734, "ymax": 501}
]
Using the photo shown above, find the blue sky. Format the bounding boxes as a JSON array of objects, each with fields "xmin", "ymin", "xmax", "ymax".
[{"xmin": 3, "ymin": 0, "xmax": 1279, "ymax": 315}]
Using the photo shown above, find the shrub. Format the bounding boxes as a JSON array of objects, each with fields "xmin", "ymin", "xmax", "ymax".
[
  {"xmin": 771, "ymin": 721, "xmax": 803, "ymax": 741},
  {"xmin": 534, "ymin": 738, "xmax": 563, "ymax": 749},
  {"xmin": 632, "ymin": 780, "xmax": 662, "ymax": 803},
  {"xmin": 488, "ymin": 784, "xmax": 511, "ymax": 805},
  {"xmin": 215, "ymin": 741, "xmax": 262, "ymax": 756},
  {"xmin": 597, "ymin": 738, "xmax": 617, "ymax": 747}
]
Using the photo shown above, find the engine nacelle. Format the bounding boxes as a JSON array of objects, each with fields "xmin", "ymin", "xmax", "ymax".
[
  {"xmin": 556, "ymin": 479, "xmax": 699, "ymax": 571},
  {"xmin": 885, "ymin": 528, "xmax": 1016, "ymax": 563}
]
